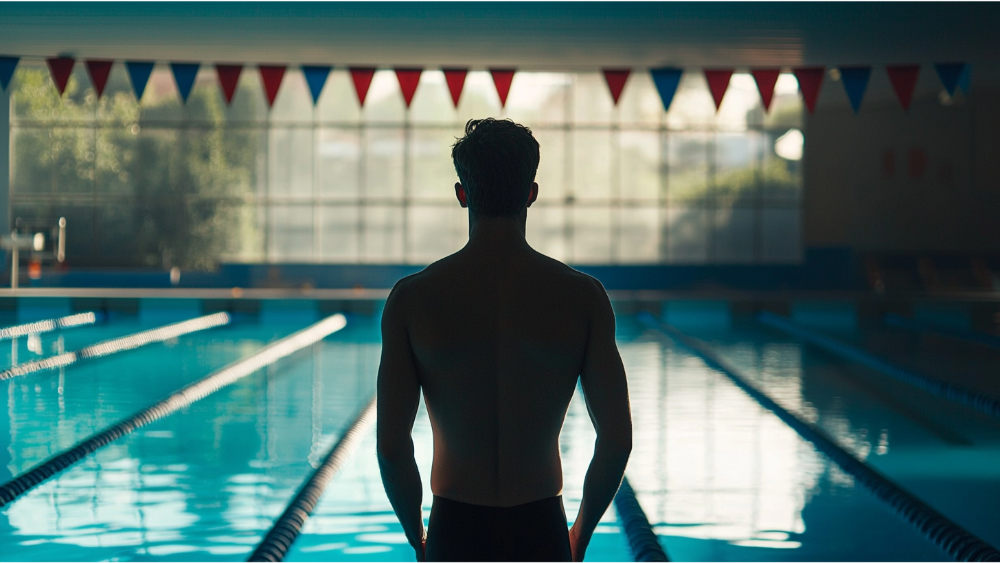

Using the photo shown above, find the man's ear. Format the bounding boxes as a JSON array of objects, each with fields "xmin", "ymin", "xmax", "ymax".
[
  {"xmin": 455, "ymin": 182, "xmax": 468, "ymax": 208},
  {"xmin": 526, "ymin": 182, "xmax": 539, "ymax": 208}
]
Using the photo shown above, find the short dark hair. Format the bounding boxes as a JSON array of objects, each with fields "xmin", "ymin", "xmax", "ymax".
[{"xmin": 451, "ymin": 118, "xmax": 540, "ymax": 217}]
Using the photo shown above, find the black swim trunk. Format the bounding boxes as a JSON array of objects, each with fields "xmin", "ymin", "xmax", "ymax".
[{"xmin": 424, "ymin": 495, "xmax": 572, "ymax": 562}]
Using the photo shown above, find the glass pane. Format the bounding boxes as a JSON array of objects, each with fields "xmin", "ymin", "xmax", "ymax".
[
  {"xmin": 316, "ymin": 69, "xmax": 362, "ymax": 123},
  {"xmin": 573, "ymin": 73, "xmax": 614, "ymax": 125},
  {"xmin": 533, "ymin": 129, "xmax": 566, "ymax": 203},
  {"xmin": 363, "ymin": 205, "xmax": 403, "ymax": 262},
  {"xmin": 410, "ymin": 127, "xmax": 461, "ymax": 202},
  {"xmin": 618, "ymin": 207, "xmax": 659, "ymax": 263},
  {"xmin": 410, "ymin": 71, "xmax": 457, "ymax": 125},
  {"xmin": 318, "ymin": 128, "xmax": 362, "ymax": 200},
  {"xmin": 621, "ymin": 131, "xmax": 660, "ymax": 201},
  {"xmin": 619, "ymin": 71, "xmax": 663, "ymax": 127},
  {"xmin": 11, "ymin": 128, "xmax": 52, "ymax": 195},
  {"xmin": 667, "ymin": 132, "xmax": 710, "ymax": 203},
  {"xmin": 761, "ymin": 208, "xmax": 801, "ymax": 263},
  {"xmin": 363, "ymin": 128, "xmax": 404, "ymax": 200},
  {"xmin": 525, "ymin": 205, "xmax": 566, "ymax": 262},
  {"xmin": 570, "ymin": 206, "xmax": 612, "ymax": 264},
  {"xmin": 573, "ymin": 130, "xmax": 612, "ymax": 202},
  {"xmin": 183, "ymin": 68, "xmax": 228, "ymax": 123},
  {"xmin": 716, "ymin": 73, "xmax": 761, "ymax": 131},
  {"xmin": 713, "ymin": 132, "xmax": 760, "ymax": 207},
  {"xmin": 320, "ymin": 205, "xmax": 360, "ymax": 262},
  {"xmin": 96, "ymin": 127, "xmax": 137, "ymax": 196},
  {"xmin": 764, "ymin": 74, "xmax": 804, "ymax": 129},
  {"xmin": 269, "ymin": 68, "xmax": 313, "ymax": 123},
  {"xmin": 713, "ymin": 207, "xmax": 756, "ymax": 263},
  {"xmin": 363, "ymin": 70, "xmax": 406, "ymax": 123},
  {"xmin": 505, "ymin": 72, "xmax": 570, "ymax": 126},
  {"xmin": 455, "ymin": 71, "xmax": 503, "ymax": 124},
  {"xmin": 96, "ymin": 63, "xmax": 139, "ymax": 125},
  {"xmin": 666, "ymin": 206, "xmax": 709, "ymax": 263},
  {"xmin": 763, "ymin": 130, "xmax": 803, "ymax": 201},
  {"xmin": 51, "ymin": 127, "xmax": 95, "ymax": 195},
  {"xmin": 269, "ymin": 127, "xmax": 314, "ymax": 199},
  {"xmin": 666, "ymin": 71, "xmax": 715, "ymax": 130},
  {"xmin": 269, "ymin": 205, "xmax": 314, "ymax": 262},
  {"xmin": 138, "ymin": 66, "xmax": 184, "ymax": 122},
  {"xmin": 407, "ymin": 205, "xmax": 466, "ymax": 264},
  {"xmin": 218, "ymin": 202, "xmax": 264, "ymax": 263}
]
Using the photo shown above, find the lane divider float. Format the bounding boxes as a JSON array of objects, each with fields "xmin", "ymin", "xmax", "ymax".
[
  {"xmin": 614, "ymin": 475, "xmax": 670, "ymax": 561},
  {"xmin": 0, "ymin": 314, "xmax": 347, "ymax": 507},
  {"xmin": 0, "ymin": 312, "xmax": 99, "ymax": 340},
  {"xmin": 0, "ymin": 312, "xmax": 231, "ymax": 381},
  {"xmin": 248, "ymin": 396, "xmax": 377, "ymax": 562},
  {"xmin": 639, "ymin": 311, "xmax": 1000, "ymax": 562}
]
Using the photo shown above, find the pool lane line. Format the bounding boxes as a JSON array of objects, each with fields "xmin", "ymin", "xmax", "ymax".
[
  {"xmin": 0, "ymin": 312, "xmax": 231, "ymax": 381},
  {"xmin": 614, "ymin": 475, "xmax": 670, "ymax": 562},
  {"xmin": 248, "ymin": 396, "xmax": 376, "ymax": 562},
  {"xmin": 0, "ymin": 312, "xmax": 100, "ymax": 340},
  {"xmin": 638, "ymin": 312, "xmax": 1000, "ymax": 562},
  {"xmin": 758, "ymin": 312, "xmax": 1000, "ymax": 420},
  {"xmin": 884, "ymin": 313, "xmax": 1000, "ymax": 351},
  {"xmin": 0, "ymin": 313, "xmax": 347, "ymax": 508}
]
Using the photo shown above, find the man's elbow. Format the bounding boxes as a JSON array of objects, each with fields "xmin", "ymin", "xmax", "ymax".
[
  {"xmin": 376, "ymin": 435, "xmax": 413, "ymax": 466},
  {"xmin": 599, "ymin": 429, "xmax": 632, "ymax": 461}
]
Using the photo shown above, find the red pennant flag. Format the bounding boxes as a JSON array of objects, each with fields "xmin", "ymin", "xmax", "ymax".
[
  {"xmin": 490, "ymin": 68, "xmax": 516, "ymax": 108},
  {"xmin": 85, "ymin": 60, "xmax": 113, "ymax": 99},
  {"xmin": 395, "ymin": 68, "xmax": 422, "ymax": 108},
  {"xmin": 704, "ymin": 69, "xmax": 733, "ymax": 111},
  {"xmin": 750, "ymin": 68, "xmax": 781, "ymax": 112},
  {"xmin": 46, "ymin": 57, "xmax": 75, "ymax": 96},
  {"xmin": 443, "ymin": 68, "xmax": 468, "ymax": 108},
  {"xmin": 350, "ymin": 67, "xmax": 377, "ymax": 107},
  {"xmin": 216, "ymin": 64, "xmax": 242, "ymax": 104},
  {"xmin": 603, "ymin": 69, "xmax": 631, "ymax": 105},
  {"xmin": 886, "ymin": 65, "xmax": 920, "ymax": 112},
  {"xmin": 258, "ymin": 65, "xmax": 286, "ymax": 108},
  {"xmin": 792, "ymin": 66, "xmax": 825, "ymax": 114}
]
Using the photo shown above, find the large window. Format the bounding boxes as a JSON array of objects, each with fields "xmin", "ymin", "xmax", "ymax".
[{"xmin": 8, "ymin": 62, "xmax": 803, "ymax": 268}]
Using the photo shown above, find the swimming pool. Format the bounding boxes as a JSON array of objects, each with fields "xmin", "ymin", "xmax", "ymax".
[{"xmin": 0, "ymin": 303, "xmax": 998, "ymax": 561}]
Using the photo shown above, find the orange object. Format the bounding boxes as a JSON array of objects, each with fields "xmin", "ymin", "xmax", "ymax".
[{"xmin": 27, "ymin": 259, "xmax": 42, "ymax": 280}]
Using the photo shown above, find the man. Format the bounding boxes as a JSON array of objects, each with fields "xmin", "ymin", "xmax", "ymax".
[{"xmin": 377, "ymin": 118, "xmax": 632, "ymax": 562}]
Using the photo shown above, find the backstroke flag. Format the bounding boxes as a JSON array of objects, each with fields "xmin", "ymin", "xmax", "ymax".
[
  {"xmin": 0, "ymin": 56, "xmax": 19, "ymax": 91},
  {"xmin": 395, "ymin": 68, "xmax": 422, "ymax": 108},
  {"xmin": 85, "ymin": 60, "xmax": 113, "ymax": 99},
  {"xmin": 490, "ymin": 68, "xmax": 515, "ymax": 108},
  {"xmin": 443, "ymin": 68, "xmax": 467, "ymax": 108},
  {"xmin": 47, "ymin": 57, "xmax": 75, "ymax": 96},
  {"xmin": 886, "ymin": 65, "xmax": 919, "ymax": 111},
  {"xmin": 650, "ymin": 67, "xmax": 682, "ymax": 112},
  {"xmin": 171, "ymin": 62, "xmax": 200, "ymax": 103},
  {"xmin": 125, "ymin": 61, "xmax": 154, "ymax": 101},
  {"xmin": 216, "ymin": 64, "xmax": 243, "ymax": 104},
  {"xmin": 258, "ymin": 65, "xmax": 286, "ymax": 108},
  {"xmin": 935, "ymin": 62, "xmax": 964, "ymax": 96},
  {"xmin": 792, "ymin": 66, "xmax": 824, "ymax": 114},
  {"xmin": 839, "ymin": 66, "xmax": 871, "ymax": 114},
  {"xmin": 350, "ymin": 67, "xmax": 376, "ymax": 107},
  {"xmin": 704, "ymin": 69, "xmax": 733, "ymax": 111},
  {"xmin": 301, "ymin": 65, "xmax": 331, "ymax": 105},
  {"xmin": 603, "ymin": 69, "xmax": 630, "ymax": 105},
  {"xmin": 751, "ymin": 68, "xmax": 780, "ymax": 112}
]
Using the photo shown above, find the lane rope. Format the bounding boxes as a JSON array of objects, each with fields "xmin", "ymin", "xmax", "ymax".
[
  {"xmin": 614, "ymin": 475, "xmax": 670, "ymax": 562},
  {"xmin": 759, "ymin": 311, "xmax": 1000, "ymax": 419},
  {"xmin": 0, "ymin": 312, "xmax": 231, "ymax": 381},
  {"xmin": 0, "ymin": 314, "xmax": 347, "ymax": 508},
  {"xmin": 248, "ymin": 396, "xmax": 377, "ymax": 562},
  {"xmin": 0, "ymin": 312, "xmax": 99, "ymax": 340},
  {"xmin": 884, "ymin": 313, "xmax": 1000, "ymax": 351},
  {"xmin": 638, "ymin": 311, "xmax": 1000, "ymax": 562}
]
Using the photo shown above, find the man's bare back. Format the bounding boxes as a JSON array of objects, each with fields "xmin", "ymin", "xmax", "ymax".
[{"xmin": 377, "ymin": 118, "xmax": 631, "ymax": 562}]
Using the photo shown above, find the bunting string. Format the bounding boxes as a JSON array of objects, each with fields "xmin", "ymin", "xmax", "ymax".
[{"xmin": 0, "ymin": 54, "xmax": 973, "ymax": 115}]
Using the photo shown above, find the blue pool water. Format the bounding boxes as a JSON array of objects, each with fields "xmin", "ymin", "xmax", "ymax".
[{"xmin": 0, "ymin": 308, "xmax": 998, "ymax": 561}]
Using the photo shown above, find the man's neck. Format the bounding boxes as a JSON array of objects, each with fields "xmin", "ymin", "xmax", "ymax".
[{"xmin": 467, "ymin": 212, "xmax": 528, "ymax": 252}]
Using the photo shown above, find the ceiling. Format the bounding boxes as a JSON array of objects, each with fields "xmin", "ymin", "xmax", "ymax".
[{"xmin": 1, "ymin": 2, "xmax": 998, "ymax": 69}]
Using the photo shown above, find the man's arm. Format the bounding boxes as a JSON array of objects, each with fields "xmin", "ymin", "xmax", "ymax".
[
  {"xmin": 376, "ymin": 281, "xmax": 426, "ymax": 560},
  {"xmin": 570, "ymin": 279, "xmax": 633, "ymax": 562}
]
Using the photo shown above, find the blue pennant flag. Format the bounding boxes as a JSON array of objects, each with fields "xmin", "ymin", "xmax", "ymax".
[
  {"xmin": 0, "ymin": 56, "xmax": 19, "ymax": 92},
  {"xmin": 125, "ymin": 61, "xmax": 155, "ymax": 101},
  {"xmin": 958, "ymin": 64, "xmax": 971, "ymax": 95},
  {"xmin": 301, "ymin": 65, "xmax": 332, "ymax": 105},
  {"xmin": 839, "ymin": 66, "xmax": 871, "ymax": 114},
  {"xmin": 935, "ymin": 63, "xmax": 964, "ymax": 96},
  {"xmin": 170, "ymin": 62, "xmax": 200, "ymax": 103},
  {"xmin": 650, "ymin": 67, "xmax": 683, "ymax": 112}
]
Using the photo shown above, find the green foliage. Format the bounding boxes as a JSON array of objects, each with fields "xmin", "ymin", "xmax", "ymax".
[
  {"xmin": 674, "ymin": 158, "xmax": 800, "ymax": 205},
  {"xmin": 10, "ymin": 66, "xmax": 260, "ymax": 269}
]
